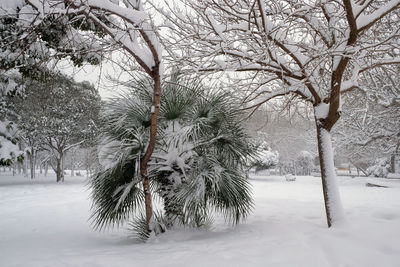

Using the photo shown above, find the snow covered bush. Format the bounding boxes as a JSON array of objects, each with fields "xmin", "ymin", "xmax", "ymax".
[
  {"xmin": 285, "ymin": 174, "xmax": 296, "ymax": 182},
  {"xmin": 91, "ymin": 74, "xmax": 254, "ymax": 238},
  {"xmin": 253, "ymin": 150, "xmax": 279, "ymax": 174},
  {"xmin": 366, "ymin": 158, "xmax": 390, "ymax": 178},
  {"xmin": 248, "ymin": 138, "xmax": 279, "ymax": 173}
]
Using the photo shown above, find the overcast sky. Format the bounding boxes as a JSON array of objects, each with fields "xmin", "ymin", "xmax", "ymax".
[{"xmin": 56, "ymin": 58, "xmax": 125, "ymax": 99}]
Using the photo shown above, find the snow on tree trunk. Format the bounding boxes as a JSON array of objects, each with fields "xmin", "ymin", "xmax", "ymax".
[
  {"xmin": 159, "ymin": 178, "xmax": 181, "ymax": 227},
  {"xmin": 316, "ymin": 124, "xmax": 345, "ymax": 227}
]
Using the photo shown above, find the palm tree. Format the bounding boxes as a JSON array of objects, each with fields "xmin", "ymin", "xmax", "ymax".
[{"xmin": 90, "ymin": 73, "xmax": 254, "ymax": 238}]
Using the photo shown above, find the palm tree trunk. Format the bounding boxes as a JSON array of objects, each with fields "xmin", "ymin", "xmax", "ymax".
[{"xmin": 159, "ymin": 177, "xmax": 182, "ymax": 227}]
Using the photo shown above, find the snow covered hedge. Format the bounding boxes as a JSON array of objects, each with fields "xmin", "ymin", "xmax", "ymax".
[
  {"xmin": 251, "ymin": 147, "xmax": 279, "ymax": 173},
  {"xmin": 367, "ymin": 158, "xmax": 390, "ymax": 178}
]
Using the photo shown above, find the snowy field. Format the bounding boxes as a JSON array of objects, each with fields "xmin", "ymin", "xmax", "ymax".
[{"xmin": 1, "ymin": 172, "xmax": 400, "ymax": 267}]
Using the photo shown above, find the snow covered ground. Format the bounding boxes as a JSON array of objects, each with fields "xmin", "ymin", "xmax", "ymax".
[{"xmin": 1, "ymin": 172, "xmax": 399, "ymax": 267}]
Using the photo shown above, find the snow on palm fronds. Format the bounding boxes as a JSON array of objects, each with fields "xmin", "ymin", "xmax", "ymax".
[
  {"xmin": 90, "ymin": 89, "xmax": 149, "ymax": 230},
  {"xmin": 153, "ymin": 74, "xmax": 254, "ymax": 227},
  {"xmin": 90, "ymin": 73, "xmax": 254, "ymax": 234}
]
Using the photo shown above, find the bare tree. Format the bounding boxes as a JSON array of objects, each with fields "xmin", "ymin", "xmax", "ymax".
[{"xmin": 158, "ymin": 0, "xmax": 400, "ymax": 226}]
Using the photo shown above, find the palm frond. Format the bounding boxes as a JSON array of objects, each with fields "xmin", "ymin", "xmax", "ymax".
[{"xmin": 90, "ymin": 156, "xmax": 144, "ymax": 230}]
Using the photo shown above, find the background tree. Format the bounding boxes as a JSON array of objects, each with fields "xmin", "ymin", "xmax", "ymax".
[
  {"xmin": 0, "ymin": 94, "xmax": 22, "ymax": 165},
  {"xmin": 11, "ymin": 74, "xmax": 101, "ymax": 182},
  {"xmin": 296, "ymin": 151, "xmax": 315, "ymax": 176},
  {"xmin": 335, "ymin": 65, "xmax": 400, "ymax": 173},
  {"xmin": 158, "ymin": 0, "xmax": 400, "ymax": 227},
  {"xmin": 245, "ymin": 105, "xmax": 317, "ymax": 175}
]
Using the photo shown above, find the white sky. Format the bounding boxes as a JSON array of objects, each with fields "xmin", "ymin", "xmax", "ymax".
[{"xmin": 56, "ymin": 59, "xmax": 124, "ymax": 99}]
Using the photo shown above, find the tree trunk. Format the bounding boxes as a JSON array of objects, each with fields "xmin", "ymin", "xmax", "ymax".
[
  {"xmin": 17, "ymin": 162, "xmax": 21, "ymax": 174},
  {"xmin": 29, "ymin": 148, "xmax": 35, "ymax": 179},
  {"xmin": 159, "ymin": 176, "xmax": 182, "ymax": 227},
  {"xmin": 44, "ymin": 161, "xmax": 48, "ymax": 177},
  {"xmin": 56, "ymin": 151, "xmax": 64, "ymax": 182},
  {"xmin": 71, "ymin": 150, "xmax": 75, "ymax": 176},
  {"xmin": 140, "ymin": 71, "xmax": 162, "ymax": 232},
  {"xmin": 22, "ymin": 158, "xmax": 28, "ymax": 177},
  {"xmin": 390, "ymin": 154, "xmax": 395, "ymax": 173},
  {"xmin": 316, "ymin": 124, "xmax": 344, "ymax": 227}
]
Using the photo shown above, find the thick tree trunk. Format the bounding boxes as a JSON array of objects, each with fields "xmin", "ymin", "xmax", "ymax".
[
  {"xmin": 140, "ymin": 71, "xmax": 162, "ymax": 232},
  {"xmin": 159, "ymin": 176, "xmax": 182, "ymax": 227},
  {"xmin": 316, "ymin": 124, "xmax": 344, "ymax": 227},
  {"xmin": 56, "ymin": 151, "xmax": 64, "ymax": 182},
  {"xmin": 44, "ymin": 161, "xmax": 48, "ymax": 177}
]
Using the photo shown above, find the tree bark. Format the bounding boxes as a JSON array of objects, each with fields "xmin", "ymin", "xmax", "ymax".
[
  {"xmin": 56, "ymin": 150, "xmax": 64, "ymax": 182},
  {"xmin": 23, "ymin": 158, "xmax": 28, "ymax": 177},
  {"xmin": 160, "ymin": 184, "xmax": 181, "ymax": 227},
  {"xmin": 70, "ymin": 149, "xmax": 75, "ymax": 176},
  {"xmin": 390, "ymin": 154, "xmax": 395, "ymax": 173},
  {"xmin": 44, "ymin": 161, "xmax": 48, "ymax": 177},
  {"xmin": 315, "ymin": 123, "xmax": 344, "ymax": 227},
  {"xmin": 140, "ymin": 71, "xmax": 162, "ymax": 232},
  {"xmin": 29, "ymin": 148, "xmax": 35, "ymax": 179}
]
